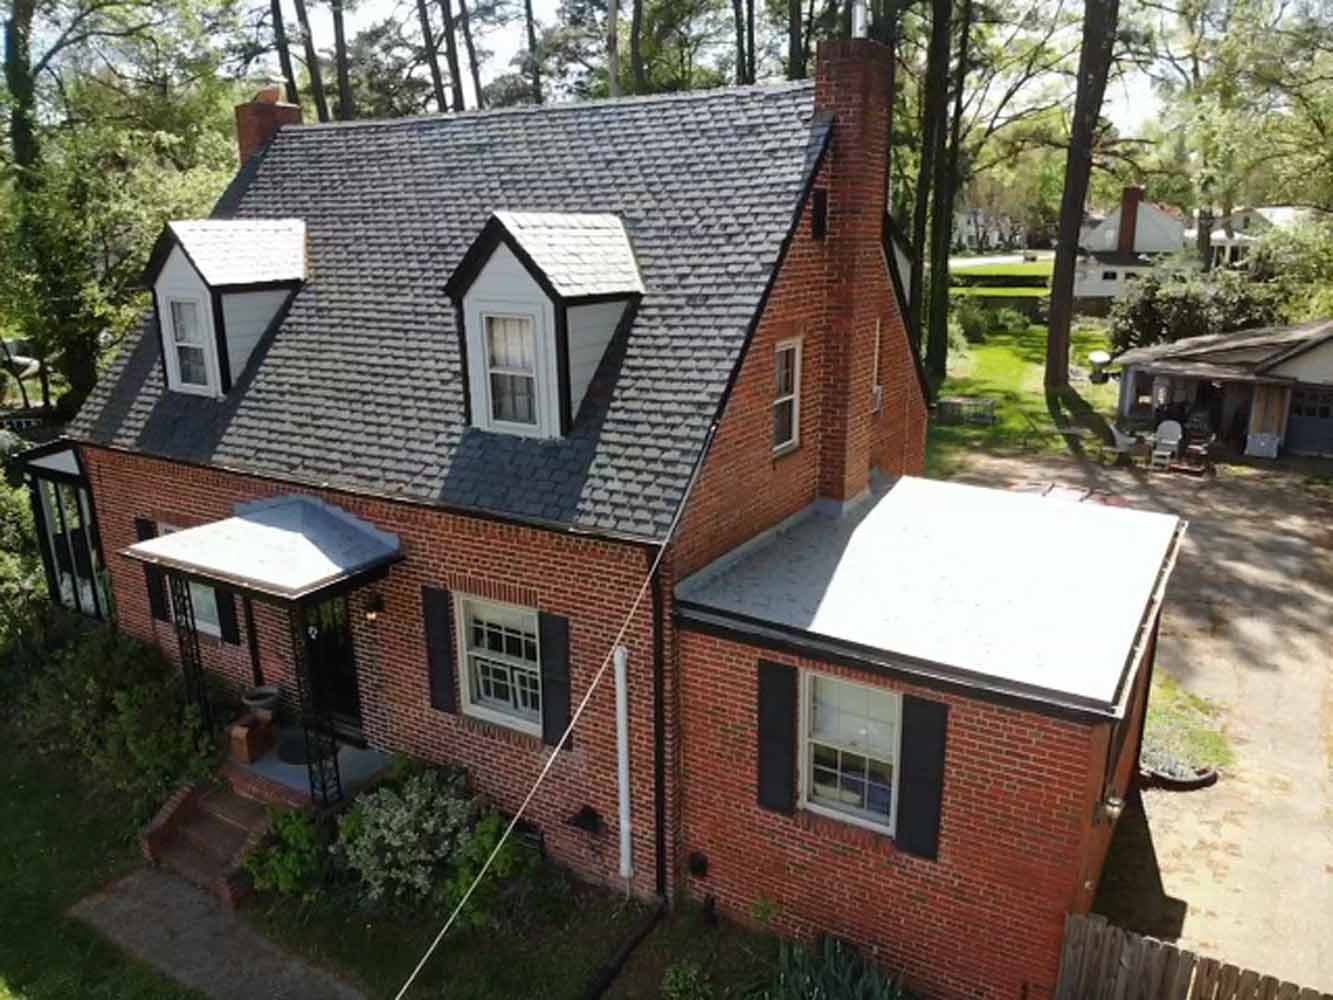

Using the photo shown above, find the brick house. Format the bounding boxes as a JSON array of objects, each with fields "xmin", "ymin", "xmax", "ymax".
[{"xmin": 17, "ymin": 38, "xmax": 1184, "ymax": 999}]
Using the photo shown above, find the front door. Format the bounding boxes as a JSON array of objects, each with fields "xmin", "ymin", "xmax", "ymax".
[{"xmin": 304, "ymin": 597, "xmax": 362, "ymax": 736}]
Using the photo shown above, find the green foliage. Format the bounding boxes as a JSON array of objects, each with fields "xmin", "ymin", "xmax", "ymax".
[
  {"xmin": 0, "ymin": 474, "xmax": 45, "ymax": 666},
  {"xmin": 1107, "ymin": 270, "xmax": 1283, "ymax": 355},
  {"xmin": 1248, "ymin": 222, "xmax": 1333, "ymax": 322},
  {"xmin": 750, "ymin": 895, "xmax": 781, "ymax": 927},
  {"xmin": 751, "ymin": 937, "xmax": 911, "ymax": 1000},
  {"xmin": 992, "ymin": 307, "xmax": 1031, "ymax": 334},
  {"xmin": 952, "ymin": 298, "xmax": 990, "ymax": 344},
  {"xmin": 663, "ymin": 959, "xmax": 715, "ymax": 1000},
  {"xmin": 439, "ymin": 811, "xmax": 541, "ymax": 930},
  {"xmin": 246, "ymin": 808, "xmax": 323, "ymax": 898},
  {"xmin": 335, "ymin": 766, "xmax": 477, "ymax": 906},
  {"xmin": 19, "ymin": 623, "xmax": 214, "ymax": 818}
]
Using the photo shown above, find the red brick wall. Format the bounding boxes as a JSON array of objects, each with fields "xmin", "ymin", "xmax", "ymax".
[
  {"xmin": 677, "ymin": 629, "xmax": 1102, "ymax": 1000},
  {"xmin": 81, "ymin": 444, "xmax": 671, "ymax": 899},
  {"xmin": 673, "ymin": 39, "xmax": 926, "ymax": 580}
]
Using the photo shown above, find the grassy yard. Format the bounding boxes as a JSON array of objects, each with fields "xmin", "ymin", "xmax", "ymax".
[
  {"xmin": 1142, "ymin": 672, "xmax": 1236, "ymax": 774},
  {"xmin": 0, "ymin": 719, "xmax": 200, "ymax": 1000},
  {"xmin": 950, "ymin": 286, "xmax": 1049, "ymax": 298},
  {"xmin": 949, "ymin": 259, "xmax": 1054, "ymax": 278},
  {"xmin": 926, "ymin": 323, "xmax": 1121, "ymax": 478}
]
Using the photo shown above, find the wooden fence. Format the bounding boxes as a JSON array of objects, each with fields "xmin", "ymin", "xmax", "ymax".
[{"xmin": 1056, "ymin": 914, "xmax": 1333, "ymax": 1000}]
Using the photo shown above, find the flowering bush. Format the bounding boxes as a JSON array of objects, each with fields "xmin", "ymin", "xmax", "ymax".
[{"xmin": 335, "ymin": 766, "xmax": 476, "ymax": 906}]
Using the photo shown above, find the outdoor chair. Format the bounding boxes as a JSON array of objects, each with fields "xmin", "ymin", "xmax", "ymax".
[
  {"xmin": 1150, "ymin": 420, "xmax": 1183, "ymax": 470},
  {"xmin": 1102, "ymin": 425, "xmax": 1141, "ymax": 466}
]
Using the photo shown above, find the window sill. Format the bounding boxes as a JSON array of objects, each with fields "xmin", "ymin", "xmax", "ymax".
[
  {"xmin": 452, "ymin": 706, "xmax": 546, "ymax": 749},
  {"xmin": 460, "ymin": 702, "xmax": 542, "ymax": 741},
  {"xmin": 796, "ymin": 805, "xmax": 896, "ymax": 852},
  {"xmin": 772, "ymin": 441, "xmax": 802, "ymax": 461}
]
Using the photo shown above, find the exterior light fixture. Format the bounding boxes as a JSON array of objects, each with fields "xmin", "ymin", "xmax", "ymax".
[{"xmin": 364, "ymin": 592, "xmax": 385, "ymax": 622}]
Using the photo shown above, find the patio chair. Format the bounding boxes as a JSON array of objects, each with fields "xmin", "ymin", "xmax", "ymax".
[
  {"xmin": 1102, "ymin": 425, "xmax": 1140, "ymax": 466},
  {"xmin": 1151, "ymin": 420, "xmax": 1183, "ymax": 470}
]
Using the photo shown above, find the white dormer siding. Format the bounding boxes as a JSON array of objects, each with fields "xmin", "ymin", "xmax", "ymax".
[
  {"xmin": 157, "ymin": 246, "xmax": 223, "ymax": 396},
  {"xmin": 567, "ymin": 299, "xmax": 630, "ymax": 416},
  {"xmin": 463, "ymin": 243, "xmax": 562, "ymax": 438},
  {"xmin": 221, "ymin": 289, "xmax": 290, "ymax": 384}
]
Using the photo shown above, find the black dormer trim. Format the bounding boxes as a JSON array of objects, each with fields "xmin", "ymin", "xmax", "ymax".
[
  {"xmin": 210, "ymin": 288, "xmax": 233, "ymax": 394},
  {"xmin": 554, "ymin": 305, "xmax": 573, "ymax": 436}
]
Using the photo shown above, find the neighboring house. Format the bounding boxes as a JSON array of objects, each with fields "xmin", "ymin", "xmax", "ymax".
[
  {"xmin": 15, "ymin": 41, "xmax": 1185, "ymax": 1000},
  {"xmin": 1221, "ymin": 205, "xmax": 1330, "ymax": 234},
  {"xmin": 1182, "ymin": 225, "xmax": 1261, "ymax": 269},
  {"xmin": 1114, "ymin": 318, "xmax": 1333, "ymax": 458},
  {"xmin": 952, "ymin": 207, "xmax": 1022, "ymax": 251},
  {"xmin": 1075, "ymin": 187, "xmax": 1185, "ymax": 299}
]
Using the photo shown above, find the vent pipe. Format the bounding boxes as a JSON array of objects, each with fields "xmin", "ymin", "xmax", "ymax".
[{"xmin": 614, "ymin": 645, "xmax": 634, "ymax": 884}]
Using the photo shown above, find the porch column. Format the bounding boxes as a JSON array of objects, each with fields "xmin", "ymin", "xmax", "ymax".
[
  {"xmin": 165, "ymin": 572, "xmax": 215, "ymax": 738},
  {"xmin": 288, "ymin": 604, "xmax": 343, "ymax": 807}
]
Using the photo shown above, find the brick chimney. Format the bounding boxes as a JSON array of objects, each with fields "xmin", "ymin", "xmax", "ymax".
[
  {"xmin": 814, "ymin": 38, "xmax": 893, "ymax": 504},
  {"xmin": 1117, "ymin": 186, "xmax": 1144, "ymax": 254},
  {"xmin": 234, "ymin": 85, "xmax": 302, "ymax": 165}
]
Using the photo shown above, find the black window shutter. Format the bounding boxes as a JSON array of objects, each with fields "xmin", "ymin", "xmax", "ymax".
[
  {"xmin": 756, "ymin": 660, "xmax": 798, "ymax": 814},
  {"xmin": 896, "ymin": 694, "xmax": 949, "ymax": 860},
  {"xmin": 538, "ymin": 611, "xmax": 571, "ymax": 748},
  {"xmin": 215, "ymin": 588, "xmax": 240, "ymax": 644},
  {"xmin": 133, "ymin": 518, "xmax": 169, "ymax": 622},
  {"xmin": 422, "ymin": 586, "xmax": 457, "ymax": 712}
]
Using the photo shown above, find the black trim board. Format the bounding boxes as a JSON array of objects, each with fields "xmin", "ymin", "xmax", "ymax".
[
  {"xmin": 555, "ymin": 304, "xmax": 573, "ymax": 435},
  {"xmin": 210, "ymin": 288, "xmax": 233, "ymax": 394},
  {"xmin": 675, "ymin": 601, "xmax": 1119, "ymax": 725}
]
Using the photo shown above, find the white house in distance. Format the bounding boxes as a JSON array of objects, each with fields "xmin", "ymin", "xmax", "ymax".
[
  {"xmin": 1186, "ymin": 205, "xmax": 1331, "ymax": 269},
  {"xmin": 1074, "ymin": 187, "xmax": 1185, "ymax": 299}
]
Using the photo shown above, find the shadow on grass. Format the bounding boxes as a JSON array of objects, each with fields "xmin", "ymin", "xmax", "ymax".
[{"xmin": 1092, "ymin": 789, "xmax": 1188, "ymax": 941}]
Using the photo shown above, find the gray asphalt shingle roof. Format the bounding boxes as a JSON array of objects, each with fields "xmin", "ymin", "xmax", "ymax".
[
  {"xmin": 168, "ymin": 219, "xmax": 306, "ymax": 286},
  {"xmin": 69, "ymin": 82, "xmax": 829, "ymax": 540},
  {"xmin": 490, "ymin": 211, "xmax": 644, "ymax": 297}
]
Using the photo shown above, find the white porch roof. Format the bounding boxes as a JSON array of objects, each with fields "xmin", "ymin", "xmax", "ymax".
[{"xmin": 123, "ymin": 495, "xmax": 400, "ymax": 601}]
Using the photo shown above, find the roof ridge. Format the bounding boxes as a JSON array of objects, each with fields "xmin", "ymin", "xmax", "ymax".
[{"xmin": 278, "ymin": 79, "xmax": 818, "ymax": 133}]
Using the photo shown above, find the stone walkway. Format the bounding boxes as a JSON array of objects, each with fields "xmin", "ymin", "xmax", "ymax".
[{"xmin": 71, "ymin": 868, "xmax": 366, "ymax": 1000}]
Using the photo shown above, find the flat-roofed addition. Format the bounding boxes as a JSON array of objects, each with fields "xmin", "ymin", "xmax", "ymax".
[{"xmin": 678, "ymin": 477, "xmax": 1185, "ymax": 716}]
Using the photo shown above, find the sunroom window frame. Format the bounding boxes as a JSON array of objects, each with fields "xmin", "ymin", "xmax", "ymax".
[
  {"xmin": 798, "ymin": 670, "xmax": 903, "ymax": 837},
  {"xmin": 773, "ymin": 336, "xmax": 803, "ymax": 454},
  {"xmin": 454, "ymin": 593, "xmax": 544, "ymax": 738}
]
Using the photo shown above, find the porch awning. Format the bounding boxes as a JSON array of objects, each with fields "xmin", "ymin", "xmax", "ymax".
[
  {"xmin": 122, "ymin": 495, "xmax": 401, "ymax": 603},
  {"xmin": 1134, "ymin": 361, "xmax": 1292, "ymax": 384}
]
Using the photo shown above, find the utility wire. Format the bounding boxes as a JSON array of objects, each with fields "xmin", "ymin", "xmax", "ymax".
[{"xmin": 392, "ymin": 428, "xmax": 707, "ymax": 999}]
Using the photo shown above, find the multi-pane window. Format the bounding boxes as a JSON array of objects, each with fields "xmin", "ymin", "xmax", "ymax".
[
  {"xmin": 485, "ymin": 315, "xmax": 537, "ymax": 425},
  {"xmin": 773, "ymin": 338, "xmax": 802, "ymax": 452},
  {"xmin": 170, "ymin": 300, "xmax": 209, "ymax": 387},
  {"xmin": 1293, "ymin": 389, "xmax": 1332, "ymax": 419},
  {"xmin": 804, "ymin": 674, "xmax": 900, "ymax": 832},
  {"xmin": 459, "ymin": 597, "xmax": 541, "ymax": 730},
  {"xmin": 159, "ymin": 524, "xmax": 220, "ymax": 635},
  {"xmin": 35, "ymin": 477, "xmax": 107, "ymax": 618}
]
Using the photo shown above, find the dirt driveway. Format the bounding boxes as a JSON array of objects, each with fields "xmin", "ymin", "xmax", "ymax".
[{"xmin": 948, "ymin": 453, "xmax": 1333, "ymax": 990}]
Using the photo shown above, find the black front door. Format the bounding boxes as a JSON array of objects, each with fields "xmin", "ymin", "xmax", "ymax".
[{"xmin": 304, "ymin": 597, "xmax": 362, "ymax": 734}]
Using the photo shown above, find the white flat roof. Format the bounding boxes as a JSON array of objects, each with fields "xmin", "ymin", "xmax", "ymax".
[
  {"xmin": 678, "ymin": 477, "xmax": 1184, "ymax": 714},
  {"xmin": 124, "ymin": 496, "xmax": 399, "ymax": 601}
]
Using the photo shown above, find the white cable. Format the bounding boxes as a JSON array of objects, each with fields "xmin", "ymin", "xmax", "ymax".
[{"xmin": 393, "ymin": 521, "xmax": 677, "ymax": 1000}]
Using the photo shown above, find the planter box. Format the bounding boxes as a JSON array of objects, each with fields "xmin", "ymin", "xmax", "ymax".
[{"xmin": 229, "ymin": 713, "xmax": 275, "ymax": 765}]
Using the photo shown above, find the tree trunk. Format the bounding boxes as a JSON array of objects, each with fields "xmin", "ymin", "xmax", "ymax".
[
  {"xmin": 787, "ymin": 0, "xmax": 803, "ymax": 79},
  {"xmin": 416, "ymin": 0, "xmax": 448, "ymax": 111},
  {"xmin": 745, "ymin": 0, "xmax": 755, "ymax": 83},
  {"xmin": 437, "ymin": 0, "xmax": 465, "ymax": 110},
  {"xmin": 909, "ymin": 0, "xmax": 950, "ymax": 344},
  {"xmin": 4, "ymin": 0, "xmax": 38, "ymax": 189},
  {"xmin": 924, "ymin": 0, "xmax": 958, "ymax": 380},
  {"xmin": 630, "ymin": 0, "xmax": 646, "ymax": 91},
  {"xmin": 732, "ymin": 0, "xmax": 747, "ymax": 83},
  {"xmin": 330, "ymin": 0, "xmax": 355, "ymax": 120},
  {"xmin": 456, "ymin": 0, "xmax": 484, "ymax": 108},
  {"xmin": 1047, "ymin": 0, "xmax": 1119, "ymax": 389},
  {"xmin": 523, "ymin": 0, "xmax": 542, "ymax": 103},
  {"xmin": 292, "ymin": 0, "xmax": 330, "ymax": 122},
  {"xmin": 1196, "ymin": 206, "xmax": 1213, "ymax": 269},
  {"xmin": 271, "ymin": 0, "xmax": 301, "ymax": 104},
  {"xmin": 608, "ymin": 0, "xmax": 621, "ymax": 95}
]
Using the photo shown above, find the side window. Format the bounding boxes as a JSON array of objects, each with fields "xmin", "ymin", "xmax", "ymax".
[
  {"xmin": 802, "ymin": 672, "xmax": 900, "ymax": 834},
  {"xmin": 456, "ymin": 595, "xmax": 542, "ymax": 736},
  {"xmin": 158, "ymin": 523, "xmax": 221, "ymax": 635},
  {"xmin": 484, "ymin": 315, "xmax": 538, "ymax": 427},
  {"xmin": 169, "ymin": 300, "xmax": 211, "ymax": 388},
  {"xmin": 773, "ymin": 338, "xmax": 802, "ymax": 453}
]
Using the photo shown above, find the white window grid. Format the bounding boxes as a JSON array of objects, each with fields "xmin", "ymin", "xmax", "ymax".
[
  {"xmin": 773, "ymin": 337, "xmax": 802, "ymax": 452},
  {"xmin": 458, "ymin": 596, "xmax": 543, "ymax": 733},
  {"xmin": 169, "ymin": 299, "xmax": 210, "ymax": 388},
  {"xmin": 799, "ymin": 671, "xmax": 901, "ymax": 835},
  {"xmin": 484, "ymin": 314, "xmax": 538, "ymax": 427}
]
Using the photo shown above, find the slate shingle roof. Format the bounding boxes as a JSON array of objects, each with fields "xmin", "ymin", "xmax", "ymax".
[
  {"xmin": 167, "ymin": 219, "xmax": 306, "ymax": 286},
  {"xmin": 70, "ymin": 82, "xmax": 829, "ymax": 541},
  {"xmin": 490, "ymin": 212, "xmax": 644, "ymax": 298}
]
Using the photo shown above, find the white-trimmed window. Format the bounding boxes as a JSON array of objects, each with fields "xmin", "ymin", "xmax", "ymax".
[
  {"xmin": 485, "ymin": 315, "xmax": 538, "ymax": 426},
  {"xmin": 773, "ymin": 338, "xmax": 802, "ymax": 452},
  {"xmin": 1101, "ymin": 270, "xmax": 1117, "ymax": 282},
  {"xmin": 169, "ymin": 299, "xmax": 211, "ymax": 388},
  {"xmin": 801, "ymin": 673, "xmax": 900, "ymax": 834},
  {"xmin": 159, "ymin": 524, "xmax": 221, "ymax": 636},
  {"xmin": 457, "ymin": 596, "xmax": 542, "ymax": 734}
]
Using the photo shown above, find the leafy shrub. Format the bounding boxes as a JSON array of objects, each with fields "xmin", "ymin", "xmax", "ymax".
[
  {"xmin": 0, "ymin": 476, "xmax": 44, "ymax": 668},
  {"xmin": 21, "ymin": 625, "xmax": 213, "ymax": 817},
  {"xmin": 951, "ymin": 298, "xmax": 991, "ymax": 343},
  {"xmin": 1108, "ymin": 270, "xmax": 1282, "ymax": 355},
  {"xmin": 246, "ymin": 808, "xmax": 323, "ymax": 898},
  {"xmin": 751, "ymin": 936, "xmax": 911, "ymax": 1000},
  {"xmin": 335, "ymin": 766, "xmax": 476, "ymax": 907},
  {"xmin": 993, "ymin": 307, "xmax": 1030, "ymax": 333},
  {"xmin": 662, "ymin": 959, "xmax": 714, "ymax": 1000},
  {"xmin": 439, "ymin": 811, "xmax": 540, "ymax": 930},
  {"xmin": 1248, "ymin": 221, "xmax": 1333, "ymax": 321}
]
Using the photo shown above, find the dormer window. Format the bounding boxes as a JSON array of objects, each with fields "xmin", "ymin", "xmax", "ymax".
[
  {"xmin": 486, "ymin": 315, "xmax": 539, "ymax": 426},
  {"xmin": 143, "ymin": 218, "xmax": 306, "ymax": 397},
  {"xmin": 447, "ymin": 211, "xmax": 644, "ymax": 440}
]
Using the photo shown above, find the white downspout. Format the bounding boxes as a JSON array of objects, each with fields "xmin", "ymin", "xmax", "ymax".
[{"xmin": 614, "ymin": 645, "xmax": 634, "ymax": 885}]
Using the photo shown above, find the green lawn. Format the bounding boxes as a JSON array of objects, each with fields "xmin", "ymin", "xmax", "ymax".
[
  {"xmin": 1142, "ymin": 671, "xmax": 1235, "ymax": 773},
  {"xmin": 949, "ymin": 259, "xmax": 1054, "ymax": 278},
  {"xmin": 0, "ymin": 719, "xmax": 200, "ymax": 1000},
  {"xmin": 950, "ymin": 286, "xmax": 1049, "ymax": 298},
  {"xmin": 926, "ymin": 323, "xmax": 1120, "ymax": 478}
]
